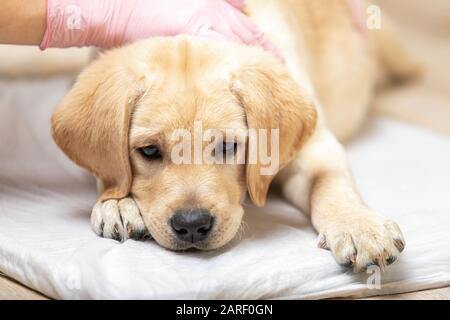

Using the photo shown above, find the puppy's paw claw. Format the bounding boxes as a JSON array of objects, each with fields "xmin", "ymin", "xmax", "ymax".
[
  {"xmin": 112, "ymin": 223, "xmax": 122, "ymax": 241},
  {"xmin": 341, "ymin": 253, "xmax": 357, "ymax": 268},
  {"xmin": 317, "ymin": 233, "xmax": 329, "ymax": 250},
  {"xmin": 126, "ymin": 223, "xmax": 151, "ymax": 241},
  {"xmin": 394, "ymin": 238, "xmax": 405, "ymax": 252},
  {"xmin": 386, "ymin": 255, "xmax": 397, "ymax": 265}
]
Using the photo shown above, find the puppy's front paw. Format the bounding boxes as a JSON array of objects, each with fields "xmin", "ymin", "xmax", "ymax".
[
  {"xmin": 318, "ymin": 212, "xmax": 405, "ymax": 272},
  {"xmin": 91, "ymin": 197, "xmax": 151, "ymax": 242}
]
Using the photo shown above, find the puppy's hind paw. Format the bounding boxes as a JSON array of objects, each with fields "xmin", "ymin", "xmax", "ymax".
[{"xmin": 91, "ymin": 197, "xmax": 151, "ymax": 242}]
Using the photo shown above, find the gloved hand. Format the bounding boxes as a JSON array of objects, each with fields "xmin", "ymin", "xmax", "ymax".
[{"xmin": 40, "ymin": 0, "xmax": 282, "ymax": 59}]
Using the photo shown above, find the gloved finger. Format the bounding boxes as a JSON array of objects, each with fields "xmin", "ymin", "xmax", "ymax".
[
  {"xmin": 193, "ymin": 23, "xmax": 242, "ymax": 44},
  {"xmin": 224, "ymin": 0, "xmax": 246, "ymax": 11},
  {"xmin": 254, "ymin": 32, "xmax": 285, "ymax": 62},
  {"xmin": 208, "ymin": 13, "xmax": 249, "ymax": 44},
  {"xmin": 226, "ymin": 10, "xmax": 285, "ymax": 62},
  {"xmin": 221, "ymin": 12, "xmax": 257, "ymax": 45}
]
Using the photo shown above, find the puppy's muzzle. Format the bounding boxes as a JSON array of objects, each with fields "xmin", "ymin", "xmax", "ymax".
[{"xmin": 170, "ymin": 209, "xmax": 214, "ymax": 244}]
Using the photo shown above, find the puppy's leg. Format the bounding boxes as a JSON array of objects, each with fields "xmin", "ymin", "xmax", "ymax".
[
  {"xmin": 278, "ymin": 126, "xmax": 405, "ymax": 272},
  {"xmin": 92, "ymin": 179, "xmax": 149, "ymax": 241}
]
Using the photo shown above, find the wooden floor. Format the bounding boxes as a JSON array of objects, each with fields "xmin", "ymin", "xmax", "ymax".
[
  {"xmin": 0, "ymin": 272, "xmax": 449, "ymax": 300},
  {"xmin": 362, "ymin": 287, "xmax": 450, "ymax": 300},
  {"xmin": 0, "ymin": 273, "xmax": 48, "ymax": 300}
]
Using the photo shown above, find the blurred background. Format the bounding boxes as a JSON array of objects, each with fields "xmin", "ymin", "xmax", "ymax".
[{"xmin": 374, "ymin": 0, "xmax": 450, "ymax": 136}]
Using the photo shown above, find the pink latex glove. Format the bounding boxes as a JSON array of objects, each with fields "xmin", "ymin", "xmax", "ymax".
[{"xmin": 40, "ymin": 0, "xmax": 282, "ymax": 60}]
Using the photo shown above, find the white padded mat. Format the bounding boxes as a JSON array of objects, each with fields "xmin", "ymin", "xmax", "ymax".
[{"xmin": 1, "ymin": 77, "xmax": 450, "ymax": 299}]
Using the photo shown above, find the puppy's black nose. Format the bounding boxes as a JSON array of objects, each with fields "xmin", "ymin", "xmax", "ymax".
[{"xmin": 170, "ymin": 209, "xmax": 214, "ymax": 243}]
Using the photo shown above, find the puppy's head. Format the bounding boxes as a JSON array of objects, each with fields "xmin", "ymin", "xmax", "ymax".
[{"xmin": 52, "ymin": 37, "xmax": 317, "ymax": 250}]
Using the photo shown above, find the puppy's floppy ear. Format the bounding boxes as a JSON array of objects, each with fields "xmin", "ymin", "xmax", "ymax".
[
  {"xmin": 231, "ymin": 59, "xmax": 317, "ymax": 207},
  {"xmin": 51, "ymin": 55, "xmax": 146, "ymax": 201}
]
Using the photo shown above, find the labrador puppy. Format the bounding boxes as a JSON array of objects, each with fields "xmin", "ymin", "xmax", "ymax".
[{"xmin": 51, "ymin": 0, "xmax": 418, "ymax": 272}]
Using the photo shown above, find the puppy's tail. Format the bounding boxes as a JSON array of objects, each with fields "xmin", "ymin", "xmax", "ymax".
[
  {"xmin": 0, "ymin": 45, "xmax": 90, "ymax": 77},
  {"xmin": 374, "ymin": 15, "xmax": 423, "ymax": 83}
]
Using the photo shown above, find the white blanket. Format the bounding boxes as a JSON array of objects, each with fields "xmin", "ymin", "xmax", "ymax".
[{"xmin": 1, "ymin": 77, "xmax": 449, "ymax": 299}]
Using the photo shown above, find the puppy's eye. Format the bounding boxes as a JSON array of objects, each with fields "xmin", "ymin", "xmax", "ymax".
[
  {"xmin": 223, "ymin": 142, "xmax": 238, "ymax": 154},
  {"xmin": 139, "ymin": 145, "xmax": 162, "ymax": 160}
]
